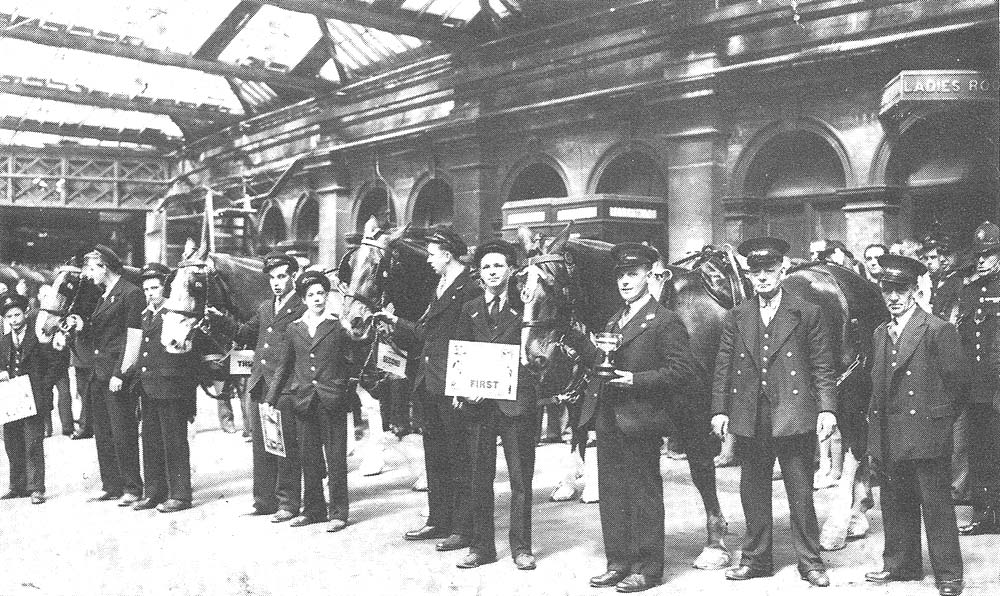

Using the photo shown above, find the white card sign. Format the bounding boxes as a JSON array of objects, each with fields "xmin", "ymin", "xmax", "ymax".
[
  {"xmin": 445, "ymin": 340, "xmax": 519, "ymax": 401},
  {"xmin": 229, "ymin": 350, "xmax": 255, "ymax": 375},
  {"xmin": 258, "ymin": 403, "xmax": 286, "ymax": 458},
  {"xmin": 376, "ymin": 342, "xmax": 407, "ymax": 379},
  {"xmin": 0, "ymin": 375, "xmax": 37, "ymax": 425}
]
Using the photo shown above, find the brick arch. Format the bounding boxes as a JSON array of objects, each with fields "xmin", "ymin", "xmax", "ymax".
[{"xmin": 586, "ymin": 141, "xmax": 667, "ymax": 196}]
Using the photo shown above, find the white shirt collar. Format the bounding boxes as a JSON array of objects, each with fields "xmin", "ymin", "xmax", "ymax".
[
  {"xmin": 621, "ymin": 293, "xmax": 653, "ymax": 325},
  {"xmin": 483, "ymin": 288, "xmax": 506, "ymax": 309},
  {"xmin": 436, "ymin": 266, "xmax": 465, "ymax": 298},
  {"xmin": 893, "ymin": 303, "xmax": 918, "ymax": 333},
  {"xmin": 102, "ymin": 275, "xmax": 120, "ymax": 299},
  {"xmin": 274, "ymin": 291, "xmax": 294, "ymax": 314},
  {"xmin": 757, "ymin": 288, "xmax": 783, "ymax": 310}
]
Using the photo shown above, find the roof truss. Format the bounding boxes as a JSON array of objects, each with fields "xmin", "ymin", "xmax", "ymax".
[{"xmin": 0, "ymin": 116, "xmax": 180, "ymax": 149}]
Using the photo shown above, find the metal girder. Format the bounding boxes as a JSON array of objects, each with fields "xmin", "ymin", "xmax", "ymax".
[
  {"xmin": 255, "ymin": 0, "xmax": 468, "ymax": 43},
  {"xmin": 195, "ymin": 1, "xmax": 263, "ymax": 59},
  {"xmin": 0, "ymin": 74, "xmax": 237, "ymax": 122},
  {"xmin": 0, "ymin": 13, "xmax": 334, "ymax": 93},
  {"xmin": 0, "ymin": 116, "xmax": 180, "ymax": 148}
]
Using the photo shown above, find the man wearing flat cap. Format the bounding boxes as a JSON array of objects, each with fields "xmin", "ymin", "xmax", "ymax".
[
  {"xmin": 64, "ymin": 245, "xmax": 145, "ymax": 505},
  {"xmin": 234, "ymin": 251, "xmax": 305, "ymax": 521},
  {"xmin": 578, "ymin": 242, "xmax": 701, "ymax": 593},
  {"xmin": 955, "ymin": 221, "xmax": 1000, "ymax": 536},
  {"xmin": 378, "ymin": 227, "xmax": 481, "ymax": 550},
  {"xmin": 0, "ymin": 292, "xmax": 56, "ymax": 504},
  {"xmin": 126, "ymin": 263, "xmax": 199, "ymax": 513},
  {"xmin": 711, "ymin": 237, "xmax": 837, "ymax": 587},
  {"xmin": 452, "ymin": 239, "xmax": 537, "ymax": 571},
  {"xmin": 864, "ymin": 255, "xmax": 964, "ymax": 596}
]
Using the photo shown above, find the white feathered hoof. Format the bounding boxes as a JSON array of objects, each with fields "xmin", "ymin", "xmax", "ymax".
[
  {"xmin": 358, "ymin": 454, "xmax": 386, "ymax": 477},
  {"xmin": 820, "ymin": 517, "xmax": 848, "ymax": 551},
  {"xmin": 579, "ymin": 485, "xmax": 600, "ymax": 504},
  {"xmin": 692, "ymin": 546, "xmax": 731, "ymax": 570},
  {"xmin": 549, "ymin": 483, "xmax": 578, "ymax": 502},
  {"xmin": 847, "ymin": 511, "xmax": 870, "ymax": 539},
  {"xmin": 412, "ymin": 473, "xmax": 428, "ymax": 492}
]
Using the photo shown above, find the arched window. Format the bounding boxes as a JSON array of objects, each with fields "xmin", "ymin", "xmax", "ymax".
[
  {"xmin": 412, "ymin": 178, "xmax": 454, "ymax": 228},
  {"xmin": 743, "ymin": 130, "xmax": 847, "ymax": 258},
  {"xmin": 258, "ymin": 205, "xmax": 286, "ymax": 255},
  {"xmin": 295, "ymin": 196, "xmax": 320, "ymax": 260},
  {"xmin": 507, "ymin": 163, "xmax": 567, "ymax": 201},
  {"xmin": 886, "ymin": 109, "xmax": 998, "ymax": 242},
  {"xmin": 595, "ymin": 151, "xmax": 667, "ymax": 197},
  {"xmin": 356, "ymin": 184, "xmax": 395, "ymax": 230}
]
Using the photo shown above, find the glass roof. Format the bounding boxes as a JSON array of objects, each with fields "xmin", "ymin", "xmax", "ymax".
[{"xmin": 0, "ymin": 0, "xmax": 524, "ymax": 148}]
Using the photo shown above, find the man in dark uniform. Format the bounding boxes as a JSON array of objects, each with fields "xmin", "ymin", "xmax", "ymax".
[
  {"xmin": 956, "ymin": 221, "xmax": 1000, "ymax": 535},
  {"xmin": 0, "ymin": 293, "xmax": 55, "ymax": 504},
  {"xmin": 453, "ymin": 240, "xmax": 538, "ymax": 571},
  {"xmin": 235, "ymin": 252, "xmax": 305, "ymax": 521},
  {"xmin": 66, "ymin": 245, "xmax": 145, "ymax": 505},
  {"xmin": 581, "ymin": 243, "xmax": 701, "ymax": 593},
  {"xmin": 379, "ymin": 228, "xmax": 480, "ymax": 550},
  {"xmin": 129, "ymin": 263, "xmax": 199, "ymax": 513},
  {"xmin": 864, "ymin": 255, "xmax": 964, "ymax": 596},
  {"xmin": 711, "ymin": 237, "xmax": 837, "ymax": 587}
]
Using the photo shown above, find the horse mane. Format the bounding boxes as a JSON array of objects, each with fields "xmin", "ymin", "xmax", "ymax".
[{"xmin": 562, "ymin": 238, "xmax": 618, "ymax": 332}]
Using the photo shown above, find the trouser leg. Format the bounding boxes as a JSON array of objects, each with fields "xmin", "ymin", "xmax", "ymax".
[
  {"xmin": 916, "ymin": 458, "xmax": 962, "ymax": 583},
  {"xmin": 297, "ymin": 414, "xmax": 326, "ymax": 519},
  {"xmin": 89, "ymin": 378, "xmax": 122, "ymax": 495},
  {"xmin": 76, "ymin": 367, "xmax": 93, "ymax": 435},
  {"xmin": 104, "ymin": 384, "xmax": 142, "ymax": 496},
  {"xmin": 737, "ymin": 435, "xmax": 775, "ymax": 571},
  {"xmin": 951, "ymin": 405, "xmax": 970, "ymax": 502},
  {"xmin": 880, "ymin": 460, "xmax": 923, "ymax": 576},
  {"xmin": 56, "ymin": 374, "xmax": 74, "ymax": 435},
  {"xmin": 596, "ymin": 411, "xmax": 634, "ymax": 573},
  {"xmin": 4, "ymin": 419, "xmax": 26, "ymax": 493},
  {"xmin": 323, "ymin": 409, "xmax": 349, "ymax": 522},
  {"xmin": 159, "ymin": 399, "xmax": 193, "ymax": 502},
  {"xmin": 140, "ymin": 392, "xmax": 168, "ymax": 501},
  {"xmin": 249, "ymin": 399, "xmax": 278, "ymax": 511},
  {"xmin": 442, "ymin": 399, "xmax": 472, "ymax": 537},
  {"xmin": 468, "ymin": 411, "xmax": 498, "ymax": 557},
  {"xmin": 501, "ymin": 411, "xmax": 537, "ymax": 557},
  {"xmin": 775, "ymin": 433, "xmax": 824, "ymax": 574},
  {"xmin": 421, "ymin": 392, "xmax": 452, "ymax": 530},
  {"xmin": 275, "ymin": 402, "xmax": 301, "ymax": 514}
]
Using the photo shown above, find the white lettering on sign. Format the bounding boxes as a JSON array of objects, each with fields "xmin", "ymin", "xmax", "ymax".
[
  {"xmin": 507, "ymin": 211, "xmax": 546, "ymax": 225},
  {"xmin": 609, "ymin": 207, "xmax": 658, "ymax": 219},
  {"xmin": 445, "ymin": 340, "xmax": 520, "ymax": 400},
  {"xmin": 556, "ymin": 206, "xmax": 598, "ymax": 221}
]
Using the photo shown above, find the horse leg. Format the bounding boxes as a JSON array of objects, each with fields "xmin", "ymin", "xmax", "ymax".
[
  {"xmin": 714, "ymin": 432, "xmax": 736, "ymax": 467},
  {"xmin": 579, "ymin": 440, "xmax": 600, "ymax": 503},
  {"xmin": 847, "ymin": 453, "xmax": 874, "ymax": 539},
  {"xmin": 550, "ymin": 448, "xmax": 583, "ymax": 502},
  {"xmin": 820, "ymin": 447, "xmax": 860, "ymax": 551},
  {"xmin": 356, "ymin": 385, "xmax": 386, "ymax": 477},
  {"xmin": 814, "ymin": 428, "xmax": 843, "ymax": 489},
  {"xmin": 688, "ymin": 449, "xmax": 732, "ymax": 569}
]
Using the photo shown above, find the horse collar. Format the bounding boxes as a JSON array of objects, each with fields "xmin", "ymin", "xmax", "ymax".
[{"xmin": 527, "ymin": 254, "xmax": 566, "ymax": 266}]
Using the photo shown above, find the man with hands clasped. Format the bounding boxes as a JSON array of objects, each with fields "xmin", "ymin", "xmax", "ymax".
[{"xmin": 711, "ymin": 237, "xmax": 837, "ymax": 587}]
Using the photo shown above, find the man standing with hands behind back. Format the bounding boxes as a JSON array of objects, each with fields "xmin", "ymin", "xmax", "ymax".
[
  {"xmin": 711, "ymin": 237, "xmax": 837, "ymax": 587},
  {"xmin": 579, "ymin": 242, "xmax": 701, "ymax": 593},
  {"xmin": 865, "ymin": 254, "xmax": 964, "ymax": 596}
]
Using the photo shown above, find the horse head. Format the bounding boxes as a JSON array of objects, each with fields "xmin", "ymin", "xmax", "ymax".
[
  {"xmin": 35, "ymin": 265, "xmax": 100, "ymax": 344},
  {"xmin": 339, "ymin": 216, "xmax": 409, "ymax": 341},
  {"xmin": 160, "ymin": 260, "xmax": 208, "ymax": 354}
]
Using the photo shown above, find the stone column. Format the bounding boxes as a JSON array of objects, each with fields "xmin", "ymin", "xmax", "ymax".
[
  {"xmin": 721, "ymin": 196, "xmax": 761, "ymax": 246},
  {"xmin": 313, "ymin": 181, "xmax": 349, "ymax": 269},
  {"xmin": 837, "ymin": 186, "xmax": 902, "ymax": 255}
]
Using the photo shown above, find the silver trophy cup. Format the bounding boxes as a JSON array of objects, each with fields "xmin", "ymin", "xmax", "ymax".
[{"xmin": 594, "ymin": 332, "xmax": 623, "ymax": 379}]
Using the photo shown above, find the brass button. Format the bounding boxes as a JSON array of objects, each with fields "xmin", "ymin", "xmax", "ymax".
[
  {"xmin": 910, "ymin": 409, "xmax": 916, "ymax": 415},
  {"xmin": 786, "ymin": 351, "xmax": 792, "ymax": 357},
  {"xmin": 763, "ymin": 333, "xmax": 769, "ymax": 339},
  {"xmin": 312, "ymin": 380, "xmax": 318, "ymax": 385},
  {"xmin": 142, "ymin": 352, "xmax": 148, "ymax": 357},
  {"xmin": 310, "ymin": 366, "xmax": 316, "ymax": 372},
  {"xmin": 267, "ymin": 327, "xmax": 273, "ymax": 332},
  {"xmin": 736, "ymin": 370, "xmax": 741, "ymax": 375},
  {"xmin": 792, "ymin": 389, "xmax": 799, "ymax": 395},
  {"xmin": 761, "ymin": 368, "xmax": 767, "ymax": 374},
  {"xmin": 310, "ymin": 353, "xmax": 315, "ymax": 358},
  {"xmin": 906, "ymin": 370, "xmax": 912, "ymax": 376},
  {"xmin": 790, "ymin": 371, "xmax": 796, "ymax": 376},
  {"xmin": 761, "ymin": 380, "xmax": 768, "ymax": 386},
  {"xmin": 763, "ymin": 346, "xmax": 769, "ymax": 351},
  {"xmin": 740, "ymin": 353, "xmax": 746, "ymax": 358},
  {"xmin": 264, "ymin": 343, "xmax": 269, "ymax": 349},
  {"xmin": 892, "ymin": 350, "xmax": 897, "ymax": 355},
  {"xmin": 908, "ymin": 390, "xmax": 915, "ymax": 396},
  {"xmin": 94, "ymin": 349, "xmax": 100, "ymax": 355},
  {"xmin": 891, "ymin": 362, "xmax": 897, "ymax": 367},
  {"xmin": 260, "ymin": 359, "xmax": 266, "ymax": 365},
  {"xmin": 732, "ymin": 388, "xmax": 737, "ymax": 393},
  {"xmin": 141, "ymin": 367, "xmax": 147, "ymax": 372}
]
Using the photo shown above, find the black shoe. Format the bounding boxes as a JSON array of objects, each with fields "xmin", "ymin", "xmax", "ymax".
[
  {"xmin": 615, "ymin": 574, "xmax": 660, "ymax": 593},
  {"xmin": 800, "ymin": 569, "xmax": 830, "ymax": 587},
  {"xmin": 514, "ymin": 553, "xmax": 536, "ymax": 571},
  {"xmin": 0, "ymin": 490, "xmax": 27, "ymax": 499},
  {"xmin": 70, "ymin": 431, "xmax": 93, "ymax": 440},
  {"xmin": 88, "ymin": 491, "xmax": 122, "ymax": 502},
  {"xmin": 30, "ymin": 492, "xmax": 45, "ymax": 505},
  {"xmin": 456, "ymin": 552, "xmax": 497, "ymax": 569},
  {"xmin": 133, "ymin": 497, "xmax": 163, "ymax": 511},
  {"xmin": 288, "ymin": 514, "xmax": 325, "ymax": 527},
  {"xmin": 865, "ymin": 569, "xmax": 922, "ymax": 583},
  {"xmin": 725, "ymin": 565, "xmax": 773, "ymax": 580},
  {"xmin": 271, "ymin": 510, "xmax": 296, "ymax": 523},
  {"xmin": 156, "ymin": 499, "xmax": 192, "ymax": 513},
  {"xmin": 404, "ymin": 525, "xmax": 449, "ymax": 541},
  {"xmin": 590, "ymin": 569, "xmax": 628, "ymax": 588},
  {"xmin": 958, "ymin": 509, "xmax": 1000, "ymax": 535},
  {"xmin": 247, "ymin": 504, "xmax": 278, "ymax": 516},
  {"xmin": 435, "ymin": 534, "xmax": 470, "ymax": 552},
  {"xmin": 937, "ymin": 579, "xmax": 964, "ymax": 596}
]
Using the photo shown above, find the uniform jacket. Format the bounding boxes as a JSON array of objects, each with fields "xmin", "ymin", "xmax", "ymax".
[
  {"xmin": 711, "ymin": 292, "xmax": 837, "ymax": 438},
  {"xmin": 578, "ymin": 297, "xmax": 700, "ymax": 435},
  {"xmin": 265, "ymin": 315, "xmax": 357, "ymax": 416},
  {"xmin": 454, "ymin": 292, "xmax": 534, "ymax": 418},
  {"xmin": 956, "ymin": 268, "xmax": 1000, "ymax": 402},
  {"xmin": 867, "ymin": 308, "xmax": 964, "ymax": 463},
  {"xmin": 79, "ymin": 277, "xmax": 144, "ymax": 379},
  {"xmin": 127, "ymin": 308, "xmax": 200, "ymax": 401},
  {"xmin": 0, "ymin": 313, "xmax": 58, "ymax": 413},
  {"xmin": 394, "ymin": 268, "xmax": 480, "ymax": 396},
  {"xmin": 236, "ymin": 293, "xmax": 307, "ymax": 399}
]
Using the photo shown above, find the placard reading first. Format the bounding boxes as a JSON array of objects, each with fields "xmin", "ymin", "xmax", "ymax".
[{"xmin": 445, "ymin": 340, "xmax": 520, "ymax": 401}]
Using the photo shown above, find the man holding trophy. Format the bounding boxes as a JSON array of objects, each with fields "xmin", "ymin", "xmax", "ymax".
[{"xmin": 577, "ymin": 242, "xmax": 700, "ymax": 593}]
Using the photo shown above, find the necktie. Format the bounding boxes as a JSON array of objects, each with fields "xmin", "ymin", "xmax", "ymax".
[
  {"xmin": 488, "ymin": 296, "xmax": 500, "ymax": 323},
  {"xmin": 761, "ymin": 298, "xmax": 773, "ymax": 326},
  {"xmin": 888, "ymin": 319, "xmax": 899, "ymax": 344}
]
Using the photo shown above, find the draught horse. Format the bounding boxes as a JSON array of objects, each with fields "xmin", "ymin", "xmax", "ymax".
[{"xmin": 35, "ymin": 264, "xmax": 104, "ymax": 347}]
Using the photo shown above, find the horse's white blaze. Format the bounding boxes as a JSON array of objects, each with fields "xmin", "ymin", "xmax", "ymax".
[{"xmin": 161, "ymin": 310, "xmax": 195, "ymax": 354}]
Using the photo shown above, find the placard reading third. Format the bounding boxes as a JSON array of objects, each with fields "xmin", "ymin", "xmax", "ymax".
[{"xmin": 445, "ymin": 340, "xmax": 519, "ymax": 401}]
